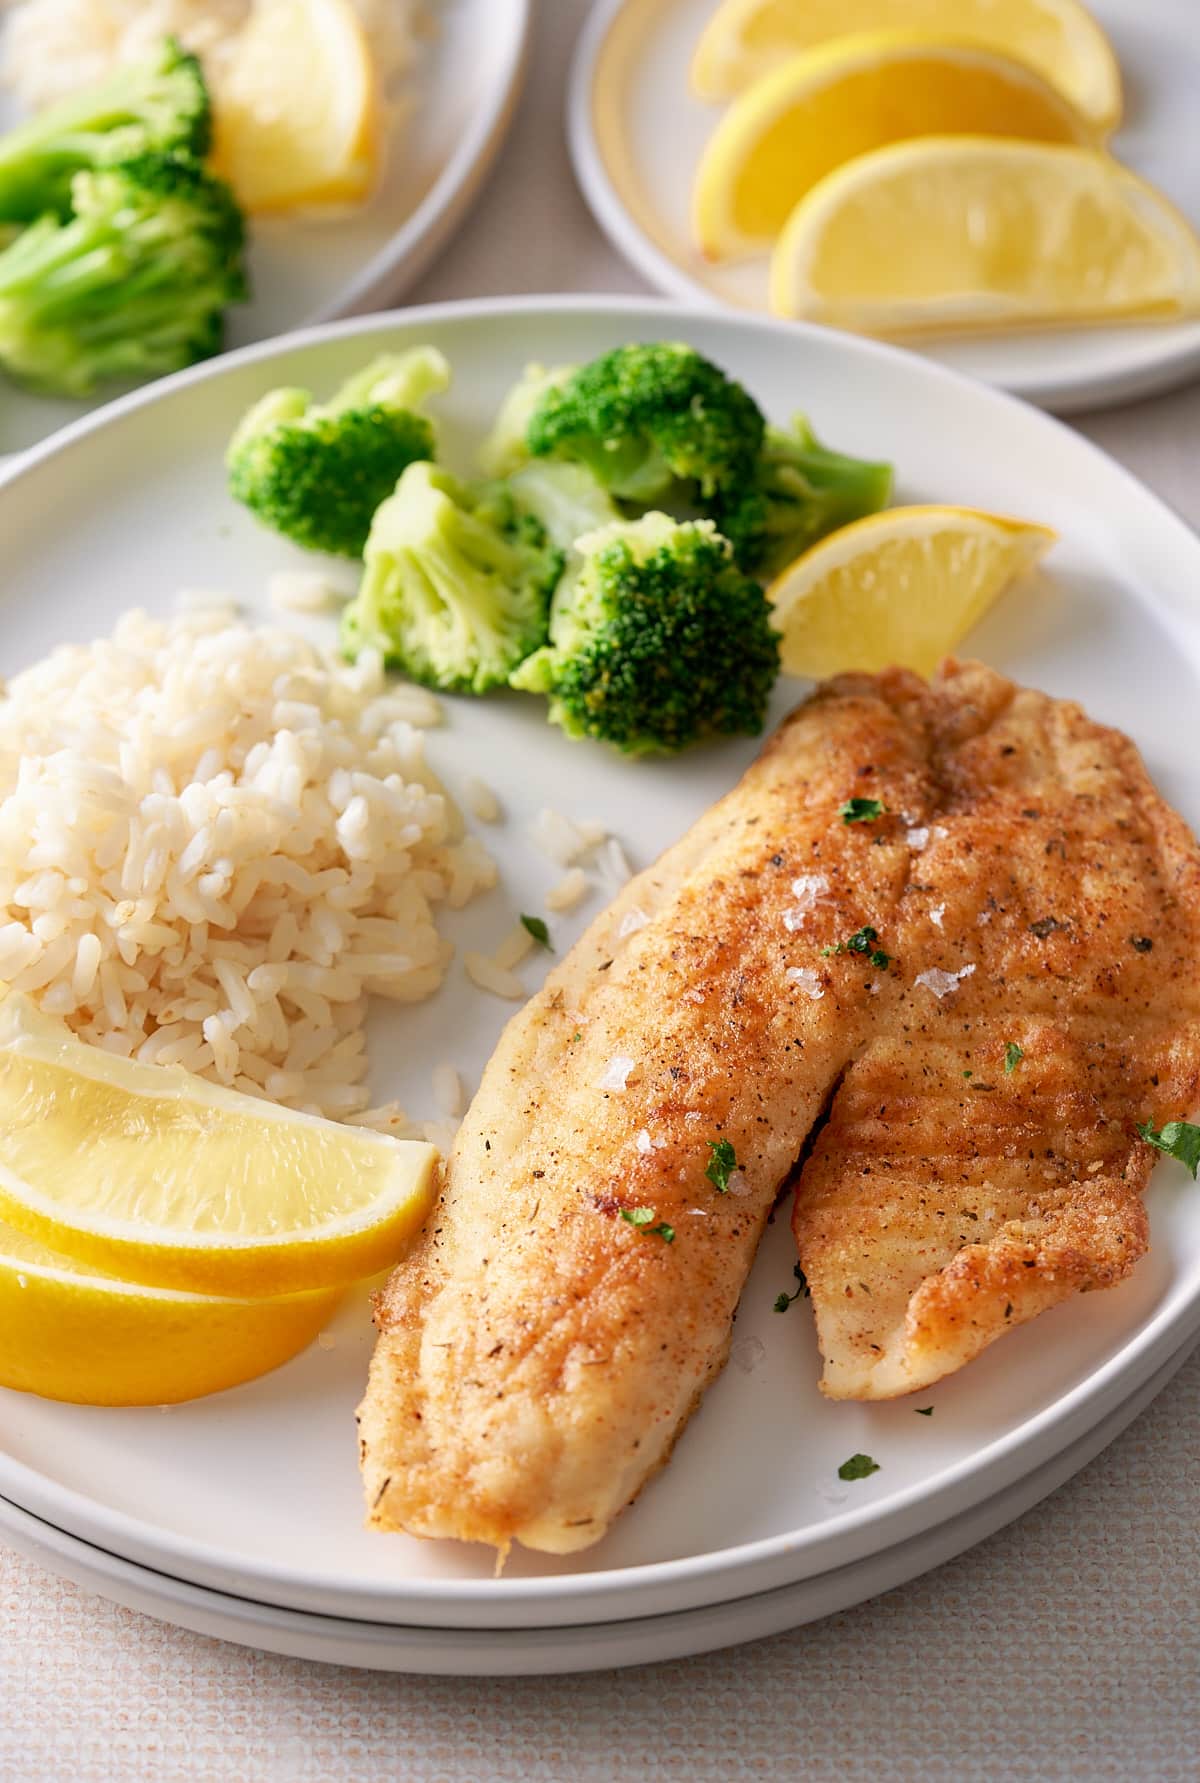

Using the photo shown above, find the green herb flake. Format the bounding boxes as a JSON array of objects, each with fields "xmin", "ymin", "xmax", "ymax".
[
  {"xmin": 840, "ymin": 797, "xmax": 886, "ymax": 825},
  {"xmin": 571, "ymin": 1031, "xmax": 582, "ymax": 1043},
  {"xmin": 705, "ymin": 1137, "xmax": 737, "ymax": 1193},
  {"xmin": 620, "ymin": 1206, "xmax": 674, "ymax": 1242},
  {"xmin": 773, "ymin": 1264, "xmax": 809, "ymax": 1312},
  {"xmin": 826, "ymin": 924, "xmax": 891, "ymax": 970},
  {"xmin": 520, "ymin": 914, "xmax": 552, "ymax": 950},
  {"xmin": 837, "ymin": 1453, "xmax": 880, "ymax": 1482},
  {"xmin": 1004, "ymin": 1041, "xmax": 1024, "ymax": 1074},
  {"xmin": 962, "ymin": 1069, "xmax": 973, "ymax": 1080},
  {"xmin": 1137, "ymin": 1118, "xmax": 1200, "ymax": 1178},
  {"xmin": 914, "ymin": 1406, "xmax": 934, "ymax": 1417}
]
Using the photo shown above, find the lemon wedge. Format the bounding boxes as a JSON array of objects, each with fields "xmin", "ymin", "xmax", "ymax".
[
  {"xmin": 211, "ymin": 0, "xmax": 382, "ymax": 214},
  {"xmin": 691, "ymin": 31, "xmax": 1096, "ymax": 261},
  {"xmin": 689, "ymin": 0, "xmax": 1122, "ymax": 131},
  {"xmin": 767, "ymin": 505, "xmax": 1055, "ymax": 678},
  {"xmin": 769, "ymin": 138, "xmax": 1200, "ymax": 334},
  {"xmin": 0, "ymin": 1217, "xmax": 342, "ymax": 1405},
  {"xmin": 0, "ymin": 994, "xmax": 436, "ymax": 1297}
]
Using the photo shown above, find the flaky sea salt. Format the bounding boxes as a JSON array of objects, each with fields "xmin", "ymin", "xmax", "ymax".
[
  {"xmin": 786, "ymin": 965, "xmax": 824, "ymax": 1001},
  {"xmin": 915, "ymin": 963, "xmax": 976, "ymax": 999},
  {"xmin": 597, "ymin": 1054, "xmax": 636, "ymax": 1091},
  {"xmin": 782, "ymin": 874, "xmax": 828, "ymax": 930},
  {"xmin": 906, "ymin": 827, "xmax": 930, "ymax": 850},
  {"xmin": 930, "ymin": 903, "xmax": 946, "ymax": 929},
  {"xmin": 618, "ymin": 906, "xmax": 649, "ymax": 939}
]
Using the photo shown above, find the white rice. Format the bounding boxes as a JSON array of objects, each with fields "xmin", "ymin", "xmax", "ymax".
[
  {"xmin": 0, "ymin": 607, "xmax": 495, "ymax": 1120},
  {"xmin": 493, "ymin": 924, "xmax": 535, "ymax": 972},
  {"xmin": 529, "ymin": 808, "xmax": 607, "ymax": 869},
  {"xmin": 462, "ymin": 776, "xmax": 501, "ymax": 824},
  {"xmin": 544, "ymin": 868, "xmax": 588, "ymax": 914},
  {"xmin": 463, "ymin": 952, "xmax": 524, "ymax": 1002},
  {"xmin": 0, "ymin": 0, "xmax": 426, "ymax": 110},
  {"xmin": 431, "ymin": 1063, "xmax": 462, "ymax": 1119},
  {"xmin": 268, "ymin": 570, "xmax": 351, "ymax": 618}
]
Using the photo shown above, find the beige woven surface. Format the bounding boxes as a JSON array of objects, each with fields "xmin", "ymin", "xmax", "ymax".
[{"xmin": 4, "ymin": 3, "xmax": 1200, "ymax": 1774}]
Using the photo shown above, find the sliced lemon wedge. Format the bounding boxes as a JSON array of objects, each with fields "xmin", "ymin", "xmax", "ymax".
[
  {"xmin": 689, "ymin": 0, "xmax": 1122, "ymax": 132},
  {"xmin": 211, "ymin": 0, "xmax": 382, "ymax": 214},
  {"xmin": 0, "ymin": 1217, "xmax": 342, "ymax": 1405},
  {"xmin": 767, "ymin": 505, "xmax": 1055, "ymax": 679},
  {"xmin": 770, "ymin": 138, "xmax": 1200, "ymax": 333},
  {"xmin": 692, "ymin": 31, "xmax": 1096, "ymax": 261},
  {"xmin": 0, "ymin": 994, "xmax": 436, "ymax": 1297}
]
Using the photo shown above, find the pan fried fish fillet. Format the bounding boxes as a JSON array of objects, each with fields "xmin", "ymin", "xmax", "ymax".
[
  {"xmin": 360, "ymin": 658, "xmax": 1200, "ymax": 1554},
  {"xmin": 359, "ymin": 674, "xmax": 934, "ymax": 1555},
  {"xmin": 793, "ymin": 660, "xmax": 1200, "ymax": 1398}
]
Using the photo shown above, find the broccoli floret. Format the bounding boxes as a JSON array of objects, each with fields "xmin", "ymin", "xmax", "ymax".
[
  {"xmin": 511, "ymin": 513, "xmax": 780, "ymax": 755},
  {"xmin": 0, "ymin": 151, "xmax": 246, "ymax": 397},
  {"xmin": 478, "ymin": 360, "xmax": 577, "ymax": 477},
  {"xmin": 0, "ymin": 38, "xmax": 210, "ymax": 225},
  {"xmin": 716, "ymin": 416, "xmax": 893, "ymax": 577},
  {"xmin": 340, "ymin": 463, "xmax": 561, "ymax": 694},
  {"xmin": 506, "ymin": 460, "xmax": 620, "ymax": 553},
  {"xmin": 226, "ymin": 348, "xmax": 450, "ymax": 558},
  {"xmin": 526, "ymin": 342, "xmax": 765, "ymax": 507}
]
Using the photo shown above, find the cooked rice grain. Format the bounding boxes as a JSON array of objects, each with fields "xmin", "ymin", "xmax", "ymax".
[{"xmin": 0, "ymin": 608, "xmax": 495, "ymax": 1119}]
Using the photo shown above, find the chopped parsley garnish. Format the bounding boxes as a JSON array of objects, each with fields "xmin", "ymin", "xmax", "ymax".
[
  {"xmin": 840, "ymin": 797, "xmax": 886, "ymax": 825},
  {"xmin": 962, "ymin": 1069, "xmax": 973, "ymax": 1080},
  {"xmin": 827, "ymin": 925, "xmax": 891, "ymax": 970},
  {"xmin": 620, "ymin": 1206, "xmax": 674, "ymax": 1241},
  {"xmin": 1004, "ymin": 1042, "xmax": 1024, "ymax": 1074},
  {"xmin": 914, "ymin": 1407, "xmax": 934, "ymax": 1417},
  {"xmin": 520, "ymin": 914, "xmax": 552, "ymax": 950},
  {"xmin": 1137, "ymin": 1118, "xmax": 1200, "ymax": 1178},
  {"xmin": 773, "ymin": 1264, "xmax": 809, "ymax": 1312},
  {"xmin": 838, "ymin": 1453, "xmax": 880, "ymax": 1481},
  {"xmin": 705, "ymin": 1137, "xmax": 737, "ymax": 1193}
]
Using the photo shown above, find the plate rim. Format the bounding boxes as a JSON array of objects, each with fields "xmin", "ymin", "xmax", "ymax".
[
  {"xmin": 564, "ymin": 0, "xmax": 1200, "ymax": 415},
  {"xmin": 2, "ymin": 1336, "xmax": 1193, "ymax": 1671},
  {"xmin": 311, "ymin": 0, "xmax": 534, "ymax": 321},
  {"xmin": 1, "ymin": 293, "xmax": 1200, "ymax": 1628}
]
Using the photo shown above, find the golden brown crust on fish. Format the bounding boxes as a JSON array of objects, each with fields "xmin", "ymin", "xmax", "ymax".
[
  {"xmin": 359, "ymin": 658, "xmax": 1200, "ymax": 1552},
  {"xmin": 793, "ymin": 660, "xmax": 1200, "ymax": 1398},
  {"xmin": 359, "ymin": 676, "xmax": 932, "ymax": 1554}
]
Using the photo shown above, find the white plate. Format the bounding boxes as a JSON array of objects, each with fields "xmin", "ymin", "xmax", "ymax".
[
  {"xmin": 567, "ymin": 0, "xmax": 1200, "ymax": 413},
  {"xmin": 2, "ymin": 1336, "xmax": 1192, "ymax": 1673},
  {"xmin": 0, "ymin": 0, "xmax": 531, "ymax": 454},
  {"xmin": 1, "ymin": 296, "xmax": 1199, "ymax": 1634}
]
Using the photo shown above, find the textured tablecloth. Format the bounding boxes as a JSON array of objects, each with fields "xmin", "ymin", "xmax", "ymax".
[{"xmin": 3, "ymin": 4, "xmax": 1200, "ymax": 1776}]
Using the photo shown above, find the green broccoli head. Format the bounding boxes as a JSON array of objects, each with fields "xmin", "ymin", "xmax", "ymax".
[
  {"xmin": 525, "ymin": 342, "xmax": 765, "ymax": 506},
  {"xmin": 340, "ymin": 462, "xmax": 562, "ymax": 694},
  {"xmin": 511, "ymin": 513, "xmax": 780, "ymax": 755},
  {"xmin": 0, "ymin": 150, "xmax": 246, "ymax": 397},
  {"xmin": 226, "ymin": 348, "xmax": 450, "ymax": 558},
  {"xmin": 716, "ymin": 415, "xmax": 893, "ymax": 578},
  {"xmin": 478, "ymin": 360, "xmax": 578, "ymax": 477},
  {"xmin": 0, "ymin": 37, "xmax": 210, "ymax": 225}
]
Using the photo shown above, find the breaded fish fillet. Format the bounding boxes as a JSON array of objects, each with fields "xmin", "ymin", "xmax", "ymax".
[
  {"xmin": 359, "ymin": 674, "xmax": 934, "ymax": 1555},
  {"xmin": 792, "ymin": 660, "xmax": 1200, "ymax": 1398}
]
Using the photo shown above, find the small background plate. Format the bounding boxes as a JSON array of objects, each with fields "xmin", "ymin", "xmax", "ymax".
[
  {"xmin": 0, "ymin": 0, "xmax": 531, "ymax": 454},
  {"xmin": 568, "ymin": 0, "xmax": 1200, "ymax": 413}
]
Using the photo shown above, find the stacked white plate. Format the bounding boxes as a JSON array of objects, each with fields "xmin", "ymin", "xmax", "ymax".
[{"xmin": 2, "ymin": 299, "xmax": 1199, "ymax": 1673}]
